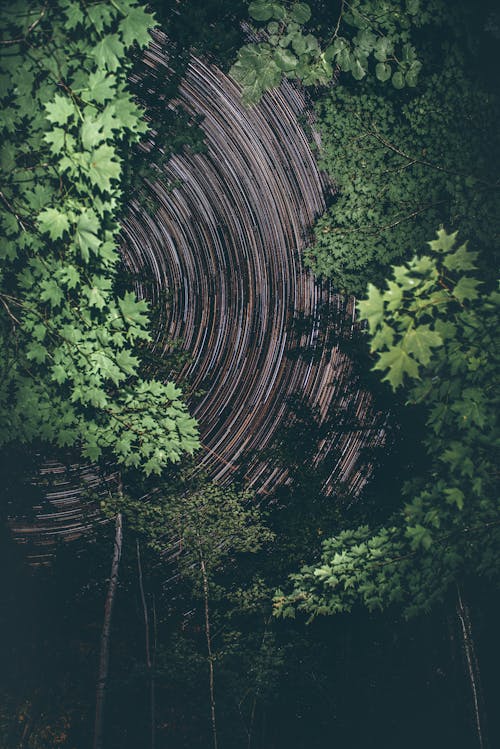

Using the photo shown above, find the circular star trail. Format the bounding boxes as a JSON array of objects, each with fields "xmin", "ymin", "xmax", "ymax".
[
  {"xmin": 12, "ymin": 33, "xmax": 384, "ymax": 553},
  {"xmin": 122, "ymin": 33, "xmax": 384, "ymax": 496}
]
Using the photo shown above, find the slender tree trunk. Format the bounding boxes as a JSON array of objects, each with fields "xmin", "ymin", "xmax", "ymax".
[
  {"xmin": 151, "ymin": 594, "xmax": 157, "ymax": 749},
  {"xmin": 136, "ymin": 539, "xmax": 156, "ymax": 749},
  {"xmin": 456, "ymin": 584, "xmax": 488, "ymax": 749},
  {"xmin": 93, "ymin": 511, "xmax": 123, "ymax": 749},
  {"xmin": 200, "ymin": 554, "xmax": 218, "ymax": 749}
]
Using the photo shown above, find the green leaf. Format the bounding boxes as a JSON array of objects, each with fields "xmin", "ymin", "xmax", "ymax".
[
  {"xmin": 358, "ymin": 284, "xmax": 384, "ymax": 332},
  {"xmin": 76, "ymin": 210, "xmax": 101, "ymax": 261},
  {"xmin": 351, "ymin": 59, "xmax": 366, "ymax": 81},
  {"xmin": 370, "ymin": 323, "xmax": 395, "ymax": 351},
  {"xmin": 444, "ymin": 243, "xmax": 477, "ymax": 272},
  {"xmin": 406, "ymin": 524, "xmax": 432, "ymax": 550},
  {"xmin": 453, "ymin": 276, "xmax": 481, "ymax": 303},
  {"xmin": 86, "ymin": 284, "xmax": 106, "ymax": 310},
  {"xmin": 88, "ymin": 144, "xmax": 121, "ymax": 192},
  {"xmin": 403, "ymin": 325, "xmax": 442, "ymax": 366},
  {"xmin": 391, "ymin": 71, "xmax": 405, "ymax": 89},
  {"xmin": 375, "ymin": 62, "xmax": 392, "ymax": 82},
  {"xmin": 444, "ymin": 487, "xmax": 464, "ymax": 510},
  {"xmin": 38, "ymin": 208, "xmax": 70, "ymax": 240},
  {"xmin": 373, "ymin": 346, "xmax": 420, "ymax": 389},
  {"xmin": 44, "ymin": 128, "xmax": 67, "ymax": 153},
  {"xmin": 40, "ymin": 279, "xmax": 64, "ymax": 308},
  {"xmin": 428, "ymin": 228, "xmax": 458, "ymax": 254},
  {"xmin": 119, "ymin": 6, "xmax": 156, "ymax": 48},
  {"xmin": 118, "ymin": 291, "xmax": 150, "ymax": 328},
  {"xmin": 45, "ymin": 94, "xmax": 75, "ymax": 125},
  {"xmin": 248, "ymin": 1, "xmax": 274, "ymax": 21},
  {"xmin": 85, "ymin": 70, "xmax": 116, "ymax": 104},
  {"xmin": 384, "ymin": 280, "xmax": 403, "ymax": 312},
  {"xmin": 92, "ymin": 34, "xmax": 125, "ymax": 72},
  {"xmin": 405, "ymin": 60, "xmax": 422, "ymax": 87},
  {"xmin": 290, "ymin": 3, "xmax": 311, "ymax": 23},
  {"xmin": 81, "ymin": 115, "xmax": 106, "ymax": 150},
  {"xmin": 273, "ymin": 47, "xmax": 299, "ymax": 71}
]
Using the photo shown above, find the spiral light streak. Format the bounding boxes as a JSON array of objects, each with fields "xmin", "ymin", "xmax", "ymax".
[
  {"xmin": 122, "ymin": 36, "xmax": 384, "ymax": 495},
  {"xmin": 12, "ymin": 34, "xmax": 384, "ymax": 554}
]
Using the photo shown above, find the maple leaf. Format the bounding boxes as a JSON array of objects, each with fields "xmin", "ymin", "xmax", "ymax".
[
  {"xmin": 453, "ymin": 276, "xmax": 481, "ymax": 303},
  {"xmin": 92, "ymin": 35, "xmax": 125, "ymax": 72},
  {"xmin": 38, "ymin": 207, "xmax": 70, "ymax": 240},
  {"xmin": 373, "ymin": 346, "xmax": 420, "ymax": 389},
  {"xmin": 119, "ymin": 6, "xmax": 156, "ymax": 48},
  {"xmin": 402, "ymin": 325, "xmax": 442, "ymax": 366},
  {"xmin": 113, "ymin": 95, "xmax": 147, "ymax": 132},
  {"xmin": 86, "ymin": 284, "xmax": 106, "ymax": 310},
  {"xmin": 118, "ymin": 291, "xmax": 149, "ymax": 328},
  {"xmin": 40, "ymin": 279, "xmax": 64, "ymax": 308},
  {"xmin": 88, "ymin": 145, "xmax": 121, "ymax": 192},
  {"xmin": 444, "ymin": 243, "xmax": 478, "ymax": 273},
  {"xmin": 44, "ymin": 128, "xmax": 66, "ymax": 153},
  {"xmin": 357, "ymin": 283, "xmax": 384, "ymax": 333},
  {"xmin": 81, "ymin": 115, "xmax": 106, "ymax": 150},
  {"xmin": 85, "ymin": 70, "xmax": 116, "ymax": 105},
  {"xmin": 75, "ymin": 210, "xmax": 101, "ymax": 261},
  {"xmin": 45, "ymin": 94, "xmax": 75, "ymax": 125},
  {"xmin": 428, "ymin": 227, "xmax": 458, "ymax": 254}
]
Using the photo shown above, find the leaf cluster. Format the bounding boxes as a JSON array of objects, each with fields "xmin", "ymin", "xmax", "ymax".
[
  {"xmin": 0, "ymin": 1, "xmax": 199, "ymax": 475},
  {"xmin": 275, "ymin": 230, "xmax": 500, "ymax": 619},
  {"xmin": 307, "ymin": 53, "xmax": 500, "ymax": 293},
  {"xmin": 230, "ymin": 0, "xmax": 426, "ymax": 104}
]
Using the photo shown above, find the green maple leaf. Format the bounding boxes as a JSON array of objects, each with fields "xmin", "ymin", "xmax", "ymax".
[
  {"xmin": 43, "ymin": 128, "xmax": 67, "ymax": 153},
  {"xmin": 82, "ymin": 440, "xmax": 102, "ymax": 461},
  {"xmin": 373, "ymin": 346, "xmax": 420, "ymax": 389},
  {"xmin": 428, "ymin": 228, "xmax": 458, "ymax": 254},
  {"xmin": 62, "ymin": 0, "xmax": 84, "ymax": 29},
  {"xmin": 58, "ymin": 265, "xmax": 80, "ymax": 289},
  {"xmin": 38, "ymin": 207, "xmax": 70, "ymax": 240},
  {"xmin": 453, "ymin": 276, "xmax": 481, "ymax": 303},
  {"xmin": 45, "ymin": 94, "xmax": 75, "ymax": 125},
  {"xmin": 370, "ymin": 323, "xmax": 395, "ymax": 351},
  {"xmin": 403, "ymin": 325, "xmax": 442, "ymax": 366},
  {"xmin": 40, "ymin": 279, "xmax": 64, "ymax": 307},
  {"xmin": 444, "ymin": 487, "xmax": 464, "ymax": 510},
  {"xmin": 408, "ymin": 255, "xmax": 436, "ymax": 277},
  {"xmin": 51, "ymin": 364, "xmax": 68, "ymax": 384},
  {"xmin": 118, "ymin": 291, "xmax": 149, "ymax": 328},
  {"xmin": 116, "ymin": 349, "xmax": 139, "ymax": 375},
  {"xmin": 357, "ymin": 283, "xmax": 384, "ymax": 332},
  {"xmin": 119, "ymin": 6, "xmax": 156, "ymax": 48},
  {"xmin": 384, "ymin": 280, "xmax": 403, "ymax": 312},
  {"xmin": 86, "ymin": 2, "xmax": 116, "ymax": 32},
  {"xmin": 86, "ymin": 284, "xmax": 107, "ymax": 310},
  {"xmin": 25, "ymin": 181, "xmax": 54, "ymax": 209},
  {"xmin": 92, "ymin": 34, "xmax": 125, "ymax": 72},
  {"xmin": 26, "ymin": 342, "xmax": 48, "ymax": 363},
  {"xmin": 444, "ymin": 243, "xmax": 477, "ymax": 273},
  {"xmin": 85, "ymin": 70, "xmax": 116, "ymax": 104},
  {"xmin": 76, "ymin": 210, "xmax": 101, "ymax": 261},
  {"xmin": 113, "ymin": 95, "xmax": 147, "ymax": 132},
  {"xmin": 88, "ymin": 144, "xmax": 121, "ymax": 192},
  {"xmin": 81, "ymin": 115, "xmax": 106, "ymax": 150}
]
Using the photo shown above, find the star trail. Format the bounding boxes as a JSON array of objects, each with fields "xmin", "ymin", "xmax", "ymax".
[{"xmin": 12, "ymin": 32, "xmax": 384, "ymax": 553}]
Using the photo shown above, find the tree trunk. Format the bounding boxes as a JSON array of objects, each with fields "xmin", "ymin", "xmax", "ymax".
[
  {"xmin": 93, "ymin": 511, "xmax": 123, "ymax": 749},
  {"xmin": 200, "ymin": 554, "xmax": 218, "ymax": 749},
  {"xmin": 136, "ymin": 539, "xmax": 156, "ymax": 749},
  {"xmin": 456, "ymin": 584, "xmax": 488, "ymax": 749}
]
